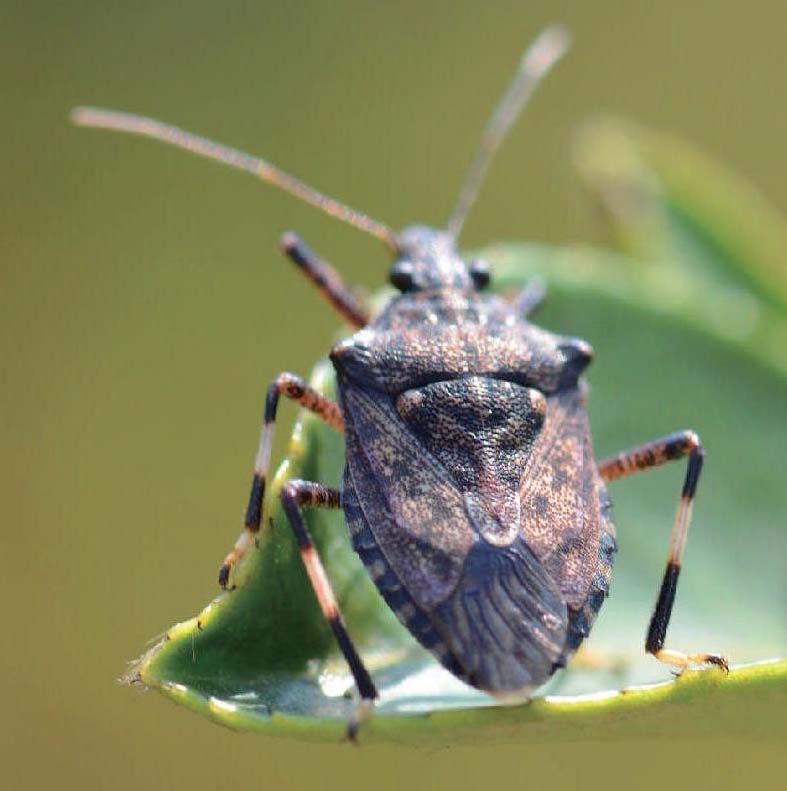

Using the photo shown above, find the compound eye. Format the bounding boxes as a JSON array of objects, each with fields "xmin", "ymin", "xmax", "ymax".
[
  {"xmin": 390, "ymin": 262, "xmax": 415, "ymax": 292},
  {"xmin": 469, "ymin": 259, "xmax": 491, "ymax": 289}
]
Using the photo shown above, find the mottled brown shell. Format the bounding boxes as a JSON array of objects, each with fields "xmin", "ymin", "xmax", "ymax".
[{"xmin": 333, "ymin": 287, "xmax": 615, "ymax": 696}]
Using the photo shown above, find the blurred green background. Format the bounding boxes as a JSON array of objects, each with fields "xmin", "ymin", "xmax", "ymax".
[{"xmin": 3, "ymin": 1, "xmax": 787, "ymax": 789}]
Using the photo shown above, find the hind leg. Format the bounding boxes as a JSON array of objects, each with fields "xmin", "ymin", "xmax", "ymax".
[
  {"xmin": 280, "ymin": 479, "xmax": 377, "ymax": 740},
  {"xmin": 599, "ymin": 430, "xmax": 728, "ymax": 673}
]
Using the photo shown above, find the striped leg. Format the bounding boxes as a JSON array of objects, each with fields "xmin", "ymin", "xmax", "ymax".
[
  {"xmin": 218, "ymin": 373, "xmax": 344, "ymax": 589},
  {"xmin": 280, "ymin": 232, "xmax": 370, "ymax": 329},
  {"xmin": 598, "ymin": 430, "xmax": 728, "ymax": 674},
  {"xmin": 281, "ymin": 480, "xmax": 378, "ymax": 740}
]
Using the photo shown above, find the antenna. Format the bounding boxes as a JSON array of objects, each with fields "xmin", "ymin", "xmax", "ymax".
[
  {"xmin": 71, "ymin": 107, "xmax": 398, "ymax": 252},
  {"xmin": 446, "ymin": 26, "xmax": 571, "ymax": 241}
]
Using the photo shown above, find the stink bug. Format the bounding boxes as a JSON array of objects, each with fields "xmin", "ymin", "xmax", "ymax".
[{"xmin": 74, "ymin": 26, "xmax": 728, "ymax": 738}]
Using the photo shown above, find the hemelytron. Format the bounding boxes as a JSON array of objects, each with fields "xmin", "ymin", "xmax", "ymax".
[{"xmin": 74, "ymin": 26, "xmax": 727, "ymax": 739}]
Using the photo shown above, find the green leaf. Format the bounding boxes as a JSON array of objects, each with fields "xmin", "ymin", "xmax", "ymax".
[
  {"xmin": 574, "ymin": 117, "xmax": 787, "ymax": 311},
  {"xmin": 128, "ymin": 245, "xmax": 787, "ymax": 745},
  {"xmin": 488, "ymin": 242, "xmax": 787, "ymax": 383}
]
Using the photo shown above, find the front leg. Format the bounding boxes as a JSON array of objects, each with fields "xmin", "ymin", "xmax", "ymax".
[
  {"xmin": 512, "ymin": 277, "xmax": 546, "ymax": 318},
  {"xmin": 599, "ymin": 430, "xmax": 728, "ymax": 674},
  {"xmin": 280, "ymin": 233, "xmax": 370, "ymax": 329},
  {"xmin": 218, "ymin": 372, "xmax": 344, "ymax": 589}
]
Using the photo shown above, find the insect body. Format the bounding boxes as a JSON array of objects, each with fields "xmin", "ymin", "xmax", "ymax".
[
  {"xmin": 74, "ymin": 26, "xmax": 727, "ymax": 738},
  {"xmin": 334, "ymin": 223, "xmax": 612, "ymax": 699}
]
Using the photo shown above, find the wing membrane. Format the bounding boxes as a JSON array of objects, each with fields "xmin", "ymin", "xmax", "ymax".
[{"xmin": 519, "ymin": 386, "xmax": 612, "ymax": 608}]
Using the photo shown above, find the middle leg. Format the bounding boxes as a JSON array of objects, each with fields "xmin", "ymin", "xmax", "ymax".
[{"xmin": 599, "ymin": 430, "xmax": 728, "ymax": 673}]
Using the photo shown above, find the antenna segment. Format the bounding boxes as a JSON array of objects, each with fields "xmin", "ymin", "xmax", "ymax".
[
  {"xmin": 71, "ymin": 107, "xmax": 398, "ymax": 251},
  {"xmin": 446, "ymin": 26, "xmax": 571, "ymax": 241}
]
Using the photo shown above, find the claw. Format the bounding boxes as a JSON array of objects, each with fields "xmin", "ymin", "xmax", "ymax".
[
  {"xmin": 704, "ymin": 653, "xmax": 730, "ymax": 673},
  {"xmin": 345, "ymin": 698, "xmax": 375, "ymax": 744},
  {"xmin": 653, "ymin": 648, "xmax": 729, "ymax": 674},
  {"xmin": 219, "ymin": 529, "xmax": 258, "ymax": 589},
  {"xmin": 345, "ymin": 721, "xmax": 360, "ymax": 745}
]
